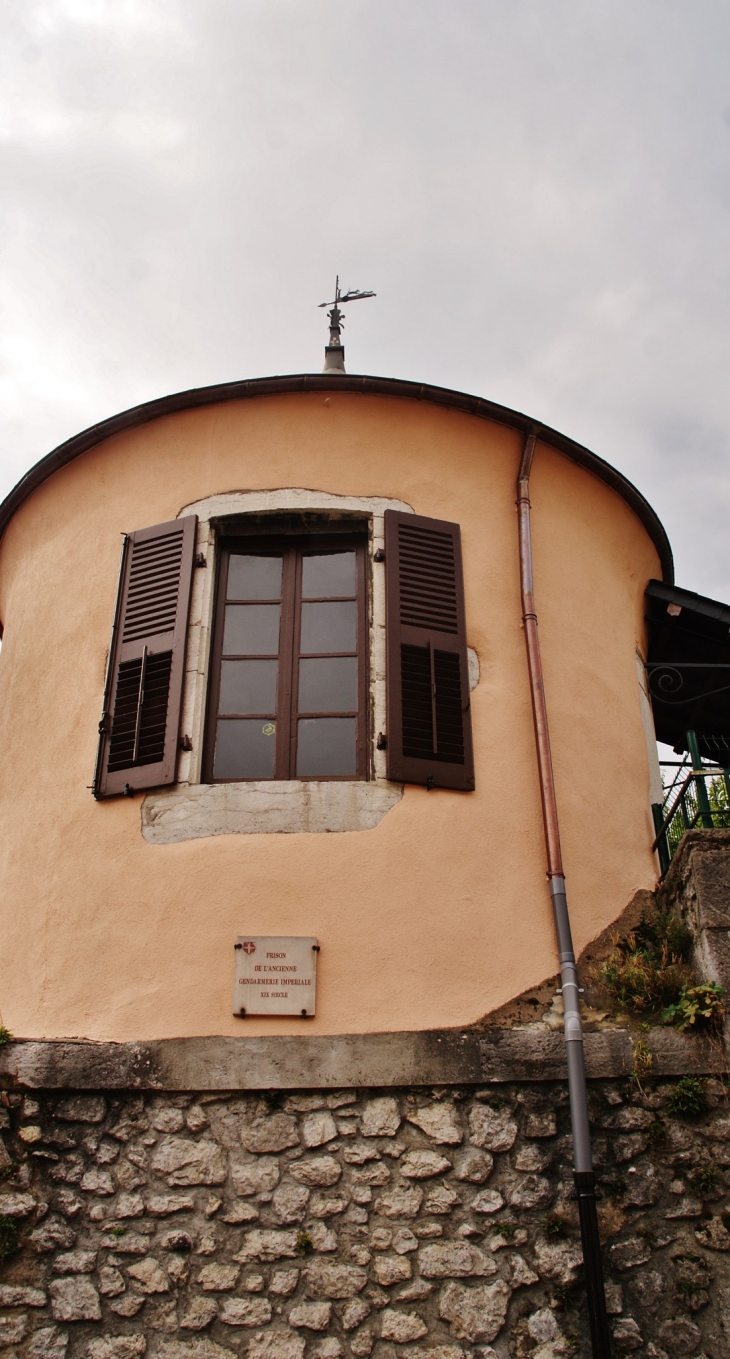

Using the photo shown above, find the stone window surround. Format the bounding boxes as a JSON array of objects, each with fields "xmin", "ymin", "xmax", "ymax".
[{"xmin": 142, "ymin": 488, "xmax": 481, "ymax": 842}]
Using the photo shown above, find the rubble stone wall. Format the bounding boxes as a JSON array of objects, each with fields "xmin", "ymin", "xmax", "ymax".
[{"xmin": 1, "ymin": 1082, "xmax": 730, "ymax": 1359}]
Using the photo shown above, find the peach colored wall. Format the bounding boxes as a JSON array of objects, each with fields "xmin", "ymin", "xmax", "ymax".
[{"xmin": 0, "ymin": 392, "xmax": 662, "ymax": 1042}]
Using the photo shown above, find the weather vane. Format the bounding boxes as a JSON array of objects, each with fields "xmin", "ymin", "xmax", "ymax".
[{"xmin": 318, "ymin": 275, "xmax": 375, "ymax": 373}]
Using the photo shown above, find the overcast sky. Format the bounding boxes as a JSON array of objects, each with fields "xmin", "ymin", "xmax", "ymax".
[{"xmin": 1, "ymin": 0, "xmax": 729, "ymax": 600}]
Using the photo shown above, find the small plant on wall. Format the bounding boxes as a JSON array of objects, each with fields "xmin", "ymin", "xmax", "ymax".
[{"xmin": 595, "ymin": 909, "xmax": 724, "ymax": 1032}]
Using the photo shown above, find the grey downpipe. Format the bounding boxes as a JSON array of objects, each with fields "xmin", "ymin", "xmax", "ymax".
[{"xmin": 517, "ymin": 433, "xmax": 611, "ymax": 1359}]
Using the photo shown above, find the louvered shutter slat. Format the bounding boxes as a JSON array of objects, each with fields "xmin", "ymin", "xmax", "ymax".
[
  {"xmin": 385, "ymin": 510, "xmax": 475, "ymax": 790},
  {"xmin": 93, "ymin": 516, "xmax": 197, "ymax": 798}
]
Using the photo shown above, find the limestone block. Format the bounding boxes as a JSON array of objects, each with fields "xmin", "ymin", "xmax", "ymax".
[
  {"xmin": 406, "ymin": 1104, "xmax": 463, "ymax": 1145},
  {"xmin": 197, "ymin": 1264, "xmax": 239, "ymax": 1292},
  {"xmin": 270, "ymin": 1269, "xmax": 299, "ymax": 1295},
  {"xmin": 156, "ymin": 1341, "xmax": 237, "ymax": 1359},
  {"xmin": 470, "ymin": 1191, "xmax": 504, "ymax": 1215},
  {"xmin": 115, "ymin": 1193, "xmax": 145, "ymax": 1218},
  {"xmin": 289, "ymin": 1302, "xmax": 332, "ymax": 1330},
  {"xmin": 150, "ymin": 1139, "xmax": 227, "ymax": 1186},
  {"xmin": 438, "ymin": 1279, "xmax": 512, "ymax": 1343},
  {"xmin": 109, "ymin": 1293, "xmax": 145, "ymax": 1316},
  {"xmin": 151, "ymin": 1108, "xmax": 186, "ymax": 1133},
  {"xmin": 404, "ymin": 1348, "xmax": 466, "ymax": 1359},
  {"xmin": 395, "ymin": 1279, "xmax": 433, "ymax": 1302},
  {"xmin": 454, "ymin": 1149, "xmax": 493, "ymax": 1183},
  {"xmin": 49, "ymin": 1277, "xmax": 102, "ymax": 1321},
  {"xmin": 52, "ymin": 1249, "xmax": 97, "ymax": 1274},
  {"xmin": 524, "ymin": 1112, "xmax": 557, "ymax": 1138},
  {"xmin": 220, "ymin": 1201, "xmax": 259, "ymax": 1224},
  {"xmin": 180, "ymin": 1298, "xmax": 218, "ymax": 1331},
  {"xmin": 0, "ymin": 1191, "xmax": 37, "ymax": 1217},
  {"xmin": 81, "ymin": 1168, "xmax": 115, "ymax": 1195},
  {"xmin": 51, "ymin": 1190, "xmax": 82, "ymax": 1218},
  {"xmin": 532, "ymin": 1237, "xmax": 584, "ymax": 1282},
  {"xmin": 98, "ymin": 1267, "xmax": 125, "ymax": 1297},
  {"xmin": 100, "ymin": 1231, "xmax": 148, "ymax": 1255},
  {"xmin": 240, "ymin": 1116, "xmax": 300, "ymax": 1154},
  {"xmin": 127, "ymin": 1258, "xmax": 170, "ymax": 1293},
  {"xmin": 349, "ymin": 1326, "xmax": 374, "ymax": 1356},
  {"xmin": 235, "ymin": 1230, "xmax": 299, "ymax": 1262},
  {"xmin": 230, "ymin": 1155, "xmax": 280, "ymax": 1196},
  {"xmin": 311, "ymin": 1339, "xmax": 344, "ymax": 1359},
  {"xmin": 528, "ymin": 1310, "xmax": 561, "ymax": 1343},
  {"xmin": 507, "ymin": 1175, "xmax": 553, "ymax": 1210},
  {"xmin": 657, "ymin": 1316, "xmax": 702, "ymax": 1354},
  {"xmin": 609, "ymin": 1238, "xmax": 654, "ymax": 1271},
  {"xmin": 508, "ymin": 1254, "xmax": 538, "ymax": 1287},
  {"xmin": 27, "ymin": 1326, "xmax": 69, "ymax": 1359},
  {"xmin": 86, "ymin": 1338, "xmax": 147, "ymax": 1359},
  {"xmin": 399, "ymin": 1151, "xmax": 452, "ymax": 1179},
  {"xmin": 304, "ymin": 1259, "xmax": 368, "ymax": 1299},
  {"xmin": 468, "ymin": 1107, "xmax": 517, "ymax": 1153},
  {"xmin": 514, "ymin": 1144, "xmax": 552, "ymax": 1173},
  {"xmin": 0, "ymin": 1312, "xmax": 29, "ymax": 1345},
  {"xmin": 379, "ymin": 1308, "xmax": 428, "ymax": 1342},
  {"xmin": 345, "ymin": 1143, "xmax": 383, "ymax": 1164},
  {"xmin": 246, "ymin": 1330, "xmax": 306, "ymax": 1359},
  {"xmin": 341, "ymin": 1298, "xmax": 371, "ymax": 1330},
  {"xmin": 302, "ymin": 1112, "xmax": 338, "ymax": 1148},
  {"xmin": 309, "ymin": 1194, "xmax": 348, "ymax": 1218},
  {"xmin": 373, "ymin": 1186, "xmax": 423, "ymax": 1219},
  {"xmin": 423, "ymin": 1186, "xmax": 460, "ymax": 1214},
  {"xmin": 352, "ymin": 1163, "xmax": 390, "ymax": 1188},
  {"xmin": 29, "ymin": 1218, "xmax": 76, "ymax": 1252},
  {"xmin": 54, "ymin": 1096, "xmax": 106, "ymax": 1124},
  {"xmin": 420, "ymin": 1243, "xmax": 487, "ymax": 1280},
  {"xmin": 0, "ymin": 1284, "xmax": 47, "ymax": 1306},
  {"xmin": 600, "ymin": 1108, "xmax": 654, "ymax": 1132},
  {"xmin": 611, "ymin": 1317, "xmax": 643, "ymax": 1351},
  {"xmin": 371, "ymin": 1255, "xmax": 412, "ymax": 1286},
  {"xmin": 360, "ymin": 1100, "xmax": 401, "ymax": 1138},
  {"xmin": 289, "ymin": 1157, "xmax": 342, "ymax": 1187},
  {"xmin": 218, "ymin": 1297, "xmax": 272, "ymax": 1326},
  {"xmin": 272, "ymin": 1183, "xmax": 310, "ymax": 1223}
]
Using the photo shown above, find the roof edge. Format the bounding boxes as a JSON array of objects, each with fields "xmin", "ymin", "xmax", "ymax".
[{"xmin": 0, "ymin": 372, "xmax": 673, "ymax": 582}]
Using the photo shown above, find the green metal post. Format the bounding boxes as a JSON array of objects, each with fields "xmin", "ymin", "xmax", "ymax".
[
  {"xmin": 651, "ymin": 803, "xmax": 671, "ymax": 874},
  {"xmin": 687, "ymin": 730, "xmax": 713, "ymax": 829}
]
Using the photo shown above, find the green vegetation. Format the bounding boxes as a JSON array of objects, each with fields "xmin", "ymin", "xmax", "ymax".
[
  {"xmin": 690, "ymin": 1165, "xmax": 719, "ymax": 1195},
  {"xmin": 596, "ymin": 908, "xmax": 724, "ymax": 1032},
  {"xmin": 490, "ymin": 1220, "xmax": 518, "ymax": 1238},
  {"xmin": 295, "ymin": 1230, "xmax": 314, "ymax": 1256},
  {"xmin": 666, "ymin": 1076, "xmax": 708, "ymax": 1118},
  {"xmin": 0, "ymin": 1216, "xmax": 19, "ymax": 1263},
  {"xmin": 543, "ymin": 1212, "xmax": 568, "ymax": 1239},
  {"xmin": 0, "ymin": 1029, "xmax": 12, "ymax": 1048},
  {"xmin": 661, "ymin": 981, "xmax": 725, "ymax": 1032}
]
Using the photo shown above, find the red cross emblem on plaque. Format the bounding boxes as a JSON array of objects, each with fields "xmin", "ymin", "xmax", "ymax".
[{"xmin": 242, "ymin": 941, "xmax": 256, "ymax": 954}]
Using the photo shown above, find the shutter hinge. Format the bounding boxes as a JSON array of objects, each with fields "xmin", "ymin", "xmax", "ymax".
[
  {"xmin": 195, "ymin": 552, "xmax": 207, "ymax": 568},
  {"xmin": 426, "ymin": 775, "xmax": 434, "ymax": 791},
  {"xmin": 373, "ymin": 548, "xmax": 385, "ymax": 562},
  {"xmin": 98, "ymin": 712, "xmax": 111, "ymax": 735},
  {"xmin": 377, "ymin": 732, "xmax": 387, "ymax": 750},
  {"xmin": 179, "ymin": 735, "xmax": 193, "ymax": 751}
]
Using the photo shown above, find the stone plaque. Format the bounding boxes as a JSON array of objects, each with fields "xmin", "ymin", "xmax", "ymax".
[{"xmin": 233, "ymin": 936, "xmax": 318, "ymax": 1017}]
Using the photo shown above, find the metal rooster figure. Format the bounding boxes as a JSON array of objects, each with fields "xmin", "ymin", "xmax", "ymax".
[{"xmin": 318, "ymin": 276, "xmax": 375, "ymax": 373}]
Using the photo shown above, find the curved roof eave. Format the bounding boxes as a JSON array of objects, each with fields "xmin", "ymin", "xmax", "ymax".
[{"xmin": 0, "ymin": 371, "xmax": 673, "ymax": 582}]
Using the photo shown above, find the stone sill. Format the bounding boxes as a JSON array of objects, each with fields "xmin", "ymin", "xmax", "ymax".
[{"xmin": 0, "ymin": 1026, "xmax": 723, "ymax": 1091}]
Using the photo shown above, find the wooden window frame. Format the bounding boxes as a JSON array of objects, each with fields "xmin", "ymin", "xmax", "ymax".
[{"xmin": 203, "ymin": 527, "xmax": 369, "ymax": 783}]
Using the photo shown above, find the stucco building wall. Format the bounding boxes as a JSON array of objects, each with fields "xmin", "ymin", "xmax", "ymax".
[{"xmin": 0, "ymin": 389, "xmax": 662, "ymax": 1043}]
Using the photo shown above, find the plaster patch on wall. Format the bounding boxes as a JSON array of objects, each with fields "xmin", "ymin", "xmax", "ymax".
[
  {"xmin": 141, "ymin": 778, "xmax": 403, "ymax": 843},
  {"xmin": 467, "ymin": 647, "xmax": 480, "ymax": 691}
]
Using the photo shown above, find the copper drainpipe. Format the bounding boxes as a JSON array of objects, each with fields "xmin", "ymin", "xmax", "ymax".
[{"xmin": 517, "ymin": 432, "xmax": 612, "ymax": 1359}]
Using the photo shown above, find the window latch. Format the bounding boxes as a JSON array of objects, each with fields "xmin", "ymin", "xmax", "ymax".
[
  {"xmin": 195, "ymin": 552, "xmax": 207, "ymax": 568},
  {"xmin": 377, "ymin": 732, "xmax": 387, "ymax": 750},
  {"xmin": 373, "ymin": 548, "xmax": 385, "ymax": 562}
]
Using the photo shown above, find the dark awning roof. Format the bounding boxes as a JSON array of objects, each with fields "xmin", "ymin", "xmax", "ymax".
[{"xmin": 645, "ymin": 579, "xmax": 730, "ymax": 755}]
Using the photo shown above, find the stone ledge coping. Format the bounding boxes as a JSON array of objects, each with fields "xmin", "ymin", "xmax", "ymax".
[{"xmin": 0, "ymin": 1026, "xmax": 723, "ymax": 1090}]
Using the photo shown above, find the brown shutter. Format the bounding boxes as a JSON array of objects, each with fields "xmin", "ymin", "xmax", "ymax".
[
  {"xmin": 385, "ymin": 510, "xmax": 474, "ymax": 791},
  {"xmin": 93, "ymin": 516, "xmax": 197, "ymax": 798}
]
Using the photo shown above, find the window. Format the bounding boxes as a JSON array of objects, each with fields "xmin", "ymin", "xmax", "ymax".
[
  {"xmin": 203, "ymin": 530, "xmax": 368, "ymax": 781},
  {"xmin": 93, "ymin": 506, "xmax": 475, "ymax": 800}
]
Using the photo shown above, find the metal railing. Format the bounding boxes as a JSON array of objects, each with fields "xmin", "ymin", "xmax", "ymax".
[{"xmin": 652, "ymin": 756, "xmax": 730, "ymax": 874}]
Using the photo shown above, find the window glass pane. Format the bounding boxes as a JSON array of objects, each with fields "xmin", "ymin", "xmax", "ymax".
[
  {"xmin": 296, "ymin": 718, "xmax": 357, "ymax": 777},
  {"xmin": 220, "ymin": 660, "xmax": 278, "ymax": 715},
  {"xmin": 223, "ymin": 604, "xmax": 281, "ymax": 656},
  {"xmin": 302, "ymin": 551, "xmax": 356, "ymax": 598},
  {"xmin": 228, "ymin": 554, "xmax": 282, "ymax": 600},
  {"xmin": 298, "ymin": 657, "xmax": 357, "ymax": 713},
  {"xmin": 300, "ymin": 601, "xmax": 356, "ymax": 654},
  {"xmin": 214, "ymin": 719, "xmax": 277, "ymax": 779}
]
